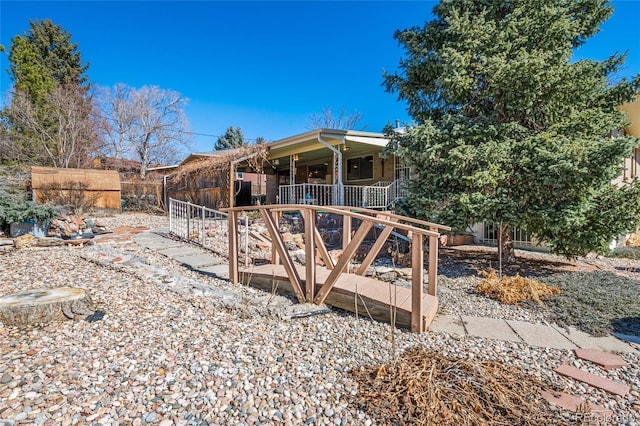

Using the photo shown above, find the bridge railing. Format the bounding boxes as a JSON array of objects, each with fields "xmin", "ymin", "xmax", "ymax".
[{"xmin": 221, "ymin": 204, "xmax": 451, "ymax": 333}]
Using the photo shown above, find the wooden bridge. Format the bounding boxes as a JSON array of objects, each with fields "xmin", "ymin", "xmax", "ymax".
[{"xmin": 222, "ymin": 205, "xmax": 450, "ymax": 332}]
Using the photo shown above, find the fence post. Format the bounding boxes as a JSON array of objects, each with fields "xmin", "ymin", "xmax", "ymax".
[
  {"xmin": 201, "ymin": 206, "xmax": 206, "ymax": 247},
  {"xmin": 187, "ymin": 202, "xmax": 191, "ymax": 242},
  {"xmin": 169, "ymin": 198, "xmax": 173, "ymax": 234}
]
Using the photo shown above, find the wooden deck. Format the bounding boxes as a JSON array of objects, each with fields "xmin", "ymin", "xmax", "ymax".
[{"xmin": 241, "ymin": 263, "xmax": 439, "ymax": 330}]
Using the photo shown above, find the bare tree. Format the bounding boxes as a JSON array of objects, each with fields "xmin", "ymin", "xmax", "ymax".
[
  {"xmin": 306, "ymin": 106, "xmax": 366, "ymax": 130},
  {"xmin": 8, "ymin": 85, "xmax": 98, "ymax": 168},
  {"xmin": 95, "ymin": 84, "xmax": 191, "ymax": 178},
  {"xmin": 95, "ymin": 83, "xmax": 136, "ymax": 160},
  {"xmin": 131, "ymin": 86, "xmax": 191, "ymax": 178}
]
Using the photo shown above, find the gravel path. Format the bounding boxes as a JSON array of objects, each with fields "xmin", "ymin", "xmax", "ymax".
[{"xmin": 1, "ymin": 213, "xmax": 639, "ymax": 425}]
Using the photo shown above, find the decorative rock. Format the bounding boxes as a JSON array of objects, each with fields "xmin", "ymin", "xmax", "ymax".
[
  {"xmin": 13, "ymin": 234, "xmax": 35, "ymax": 249},
  {"xmin": 0, "ymin": 373, "xmax": 12, "ymax": 384},
  {"xmin": 0, "ymin": 287, "xmax": 95, "ymax": 326}
]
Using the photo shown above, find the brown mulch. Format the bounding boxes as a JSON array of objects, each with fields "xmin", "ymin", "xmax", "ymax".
[{"xmin": 351, "ymin": 347, "xmax": 585, "ymax": 426}]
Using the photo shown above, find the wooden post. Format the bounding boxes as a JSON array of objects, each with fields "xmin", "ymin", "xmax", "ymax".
[
  {"xmin": 342, "ymin": 214, "xmax": 352, "ymax": 273},
  {"xmin": 411, "ymin": 232, "xmax": 424, "ymax": 333},
  {"xmin": 229, "ymin": 164, "xmax": 235, "ymax": 208},
  {"xmin": 428, "ymin": 226, "xmax": 439, "ymax": 297},
  {"xmin": 304, "ymin": 207, "xmax": 316, "ymax": 302},
  {"xmin": 228, "ymin": 210, "xmax": 239, "ymax": 284}
]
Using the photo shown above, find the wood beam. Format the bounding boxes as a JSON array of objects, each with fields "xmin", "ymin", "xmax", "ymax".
[
  {"xmin": 260, "ymin": 209, "xmax": 305, "ymax": 303},
  {"xmin": 314, "ymin": 226, "xmax": 334, "ymax": 270},
  {"xmin": 271, "ymin": 210, "xmax": 281, "ymax": 265},
  {"xmin": 355, "ymin": 215, "xmax": 398, "ymax": 276},
  {"xmin": 314, "ymin": 220, "xmax": 373, "ymax": 305},
  {"xmin": 411, "ymin": 232, "xmax": 424, "ymax": 333}
]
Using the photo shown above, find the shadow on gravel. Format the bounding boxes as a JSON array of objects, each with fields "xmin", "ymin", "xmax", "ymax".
[
  {"xmin": 438, "ymin": 247, "xmax": 581, "ymax": 279},
  {"xmin": 611, "ymin": 316, "xmax": 640, "ymax": 337}
]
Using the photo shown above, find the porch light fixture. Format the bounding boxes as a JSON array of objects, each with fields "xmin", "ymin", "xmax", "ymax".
[
  {"xmin": 342, "ymin": 144, "xmax": 350, "ymax": 152},
  {"xmin": 273, "ymin": 159, "xmax": 280, "ymax": 166},
  {"xmin": 293, "ymin": 154, "xmax": 299, "ymax": 161}
]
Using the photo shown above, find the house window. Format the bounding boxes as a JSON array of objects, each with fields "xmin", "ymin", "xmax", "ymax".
[
  {"xmin": 308, "ymin": 164, "xmax": 327, "ymax": 178},
  {"xmin": 347, "ymin": 156, "xmax": 374, "ymax": 180}
]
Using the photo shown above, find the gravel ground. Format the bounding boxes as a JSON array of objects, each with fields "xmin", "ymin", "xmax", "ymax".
[{"xmin": 1, "ymin": 212, "xmax": 639, "ymax": 425}]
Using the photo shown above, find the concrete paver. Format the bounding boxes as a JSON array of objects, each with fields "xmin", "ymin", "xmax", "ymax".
[
  {"xmin": 428, "ymin": 314, "xmax": 466, "ymax": 335},
  {"xmin": 506, "ymin": 320, "xmax": 577, "ymax": 350},
  {"xmin": 551, "ymin": 325, "xmax": 637, "ymax": 354},
  {"xmin": 554, "ymin": 364, "xmax": 630, "ymax": 396},
  {"xmin": 540, "ymin": 390, "xmax": 612, "ymax": 417},
  {"xmin": 173, "ymin": 254, "xmax": 221, "ymax": 269},
  {"xmin": 460, "ymin": 315, "xmax": 522, "ymax": 343},
  {"xmin": 159, "ymin": 246, "xmax": 206, "ymax": 258},
  {"xmin": 574, "ymin": 348, "xmax": 627, "ymax": 370},
  {"xmin": 136, "ymin": 239, "xmax": 185, "ymax": 250},
  {"xmin": 196, "ymin": 264, "xmax": 230, "ymax": 279}
]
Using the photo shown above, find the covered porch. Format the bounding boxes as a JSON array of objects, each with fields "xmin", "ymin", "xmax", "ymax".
[{"xmin": 255, "ymin": 129, "xmax": 410, "ymax": 209}]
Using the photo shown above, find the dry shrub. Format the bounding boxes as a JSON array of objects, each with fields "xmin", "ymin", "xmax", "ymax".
[
  {"xmin": 351, "ymin": 347, "xmax": 583, "ymax": 426},
  {"xmin": 476, "ymin": 270, "xmax": 560, "ymax": 304}
]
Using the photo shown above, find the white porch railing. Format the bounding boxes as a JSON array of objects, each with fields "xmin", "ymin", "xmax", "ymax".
[
  {"xmin": 169, "ymin": 198, "xmax": 249, "ymax": 263},
  {"xmin": 278, "ymin": 180, "xmax": 406, "ymax": 208}
]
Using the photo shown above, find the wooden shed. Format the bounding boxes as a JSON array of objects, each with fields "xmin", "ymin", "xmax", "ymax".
[{"xmin": 31, "ymin": 166, "xmax": 122, "ymax": 213}]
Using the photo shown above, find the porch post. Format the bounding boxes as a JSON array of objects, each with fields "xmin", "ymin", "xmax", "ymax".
[
  {"xmin": 335, "ymin": 151, "xmax": 344, "ymax": 206},
  {"xmin": 290, "ymin": 155, "xmax": 296, "ymax": 204}
]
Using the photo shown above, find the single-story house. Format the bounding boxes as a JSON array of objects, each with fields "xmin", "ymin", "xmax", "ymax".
[{"xmin": 167, "ymin": 128, "xmax": 410, "ymax": 210}]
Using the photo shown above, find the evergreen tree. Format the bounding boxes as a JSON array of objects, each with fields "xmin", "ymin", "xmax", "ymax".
[
  {"xmin": 3, "ymin": 19, "xmax": 94, "ymax": 167},
  {"xmin": 215, "ymin": 126, "xmax": 246, "ymax": 150},
  {"xmin": 383, "ymin": 0, "xmax": 640, "ymax": 260}
]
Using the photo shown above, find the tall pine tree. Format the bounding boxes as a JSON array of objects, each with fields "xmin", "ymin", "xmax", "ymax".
[
  {"xmin": 4, "ymin": 19, "xmax": 94, "ymax": 167},
  {"xmin": 384, "ymin": 0, "xmax": 640, "ymax": 260}
]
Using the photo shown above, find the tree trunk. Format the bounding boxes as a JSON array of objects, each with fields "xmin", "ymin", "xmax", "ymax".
[
  {"xmin": 0, "ymin": 287, "xmax": 95, "ymax": 326},
  {"xmin": 498, "ymin": 223, "xmax": 516, "ymax": 273}
]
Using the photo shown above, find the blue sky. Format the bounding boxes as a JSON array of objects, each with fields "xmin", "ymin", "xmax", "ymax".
[{"xmin": 1, "ymin": 1, "xmax": 639, "ymax": 156}]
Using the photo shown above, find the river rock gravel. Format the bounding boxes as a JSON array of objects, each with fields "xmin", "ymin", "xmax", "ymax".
[{"xmin": 1, "ymin": 213, "xmax": 639, "ymax": 425}]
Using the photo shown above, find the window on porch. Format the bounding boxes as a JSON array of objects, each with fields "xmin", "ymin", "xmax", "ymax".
[{"xmin": 347, "ymin": 155, "xmax": 374, "ymax": 180}]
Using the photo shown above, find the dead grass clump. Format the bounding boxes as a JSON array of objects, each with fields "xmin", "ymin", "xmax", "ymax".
[
  {"xmin": 351, "ymin": 347, "xmax": 580, "ymax": 426},
  {"xmin": 476, "ymin": 270, "xmax": 560, "ymax": 304}
]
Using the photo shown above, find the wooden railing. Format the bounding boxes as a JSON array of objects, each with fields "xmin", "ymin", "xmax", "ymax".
[{"xmin": 221, "ymin": 204, "xmax": 451, "ymax": 333}]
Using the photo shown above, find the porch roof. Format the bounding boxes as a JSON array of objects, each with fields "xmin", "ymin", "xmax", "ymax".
[{"xmin": 267, "ymin": 129, "xmax": 389, "ymax": 162}]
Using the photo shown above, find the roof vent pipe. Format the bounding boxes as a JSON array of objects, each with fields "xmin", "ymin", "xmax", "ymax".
[{"xmin": 395, "ymin": 119, "xmax": 400, "ymax": 129}]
